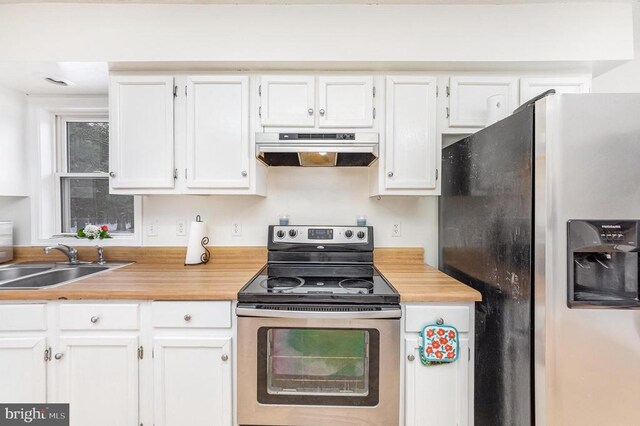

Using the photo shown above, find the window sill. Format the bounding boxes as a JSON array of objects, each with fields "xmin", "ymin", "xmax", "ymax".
[{"xmin": 35, "ymin": 234, "xmax": 142, "ymax": 247}]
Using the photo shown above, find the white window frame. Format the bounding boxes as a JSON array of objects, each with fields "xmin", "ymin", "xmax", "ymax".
[
  {"xmin": 54, "ymin": 114, "xmax": 138, "ymax": 238},
  {"xmin": 29, "ymin": 97, "xmax": 142, "ymax": 246}
]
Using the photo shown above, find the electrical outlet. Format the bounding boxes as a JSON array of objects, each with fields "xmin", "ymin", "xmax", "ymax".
[
  {"xmin": 232, "ymin": 222, "xmax": 242, "ymax": 237},
  {"xmin": 146, "ymin": 221, "xmax": 158, "ymax": 237},
  {"xmin": 176, "ymin": 219, "xmax": 186, "ymax": 236},
  {"xmin": 392, "ymin": 222, "xmax": 402, "ymax": 237}
]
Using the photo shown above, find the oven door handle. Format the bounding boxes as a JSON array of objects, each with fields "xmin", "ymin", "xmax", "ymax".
[{"xmin": 236, "ymin": 307, "xmax": 401, "ymax": 319}]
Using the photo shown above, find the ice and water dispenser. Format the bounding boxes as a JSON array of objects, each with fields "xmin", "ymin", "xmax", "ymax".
[{"xmin": 568, "ymin": 220, "xmax": 640, "ymax": 308}]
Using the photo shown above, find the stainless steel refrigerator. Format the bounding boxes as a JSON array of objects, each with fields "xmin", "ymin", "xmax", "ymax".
[{"xmin": 439, "ymin": 93, "xmax": 640, "ymax": 426}]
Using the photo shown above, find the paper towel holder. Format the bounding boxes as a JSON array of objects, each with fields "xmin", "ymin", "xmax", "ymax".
[{"xmin": 197, "ymin": 215, "xmax": 210, "ymax": 265}]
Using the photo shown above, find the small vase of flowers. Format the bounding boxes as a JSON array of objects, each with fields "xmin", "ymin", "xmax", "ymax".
[{"xmin": 76, "ymin": 224, "xmax": 112, "ymax": 240}]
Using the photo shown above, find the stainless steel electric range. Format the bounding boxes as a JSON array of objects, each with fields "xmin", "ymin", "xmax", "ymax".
[{"xmin": 236, "ymin": 225, "xmax": 400, "ymax": 426}]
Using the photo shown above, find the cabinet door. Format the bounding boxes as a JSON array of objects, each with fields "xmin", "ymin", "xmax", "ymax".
[
  {"xmin": 405, "ymin": 336, "xmax": 470, "ymax": 426},
  {"xmin": 385, "ymin": 76, "xmax": 437, "ymax": 190},
  {"xmin": 318, "ymin": 76, "xmax": 374, "ymax": 128},
  {"xmin": 449, "ymin": 76, "xmax": 518, "ymax": 127},
  {"xmin": 109, "ymin": 75, "xmax": 175, "ymax": 189},
  {"xmin": 186, "ymin": 76, "xmax": 250, "ymax": 189},
  {"xmin": 0, "ymin": 337, "xmax": 47, "ymax": 402},
  {"xmin": 55, "ymin": 336, "xmax": 139, "ymax": 426},
  {"xmin": 260, "ymin": 75, "xmax": 315, "ymax": 127},
  {"xmin": 153, "ymin": 337, "xmax": 232, "ymax": 426},
  {"xmin": 519, "ymin": 77, "xmax": 590, "ymax": 105}
]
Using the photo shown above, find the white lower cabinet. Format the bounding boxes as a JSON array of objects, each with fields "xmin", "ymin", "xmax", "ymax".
[
  {"xmin": 0, "ymin": 336, "xmax": 48, "ymax": 402},
  {"xmin": 54, "ymin": 335, "xmax": 140, "ymax": 426},
  {"xmin": 153, "ymin": 337, "xmax": 232, "ymax": 426},
  {"xmin": 402, "ymin": 303, "xmax": 474, "ymax": 426},
  {"xmin": 405, "ymin": 336, "xmax": 470, "ymax": 426}
]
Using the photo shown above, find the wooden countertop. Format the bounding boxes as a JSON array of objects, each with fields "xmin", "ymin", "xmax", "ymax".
[{"xmin": 0, "ymin": 247, "xmax": 480, "ymax": 302}]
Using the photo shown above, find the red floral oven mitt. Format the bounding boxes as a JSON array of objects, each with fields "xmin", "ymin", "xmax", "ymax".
[{"xmin": 419, "ymin": 324, "xmax": 459, "ymax": 366}]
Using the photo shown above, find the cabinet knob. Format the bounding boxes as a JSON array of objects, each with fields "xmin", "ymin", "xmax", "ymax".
[
  {"xmin": 436, "ymin": 317, "xmax": 444, "ymax": 325},
  {"xmin": 184, "ymin": 314, "xmax": 192, "ymax": 322},
  {"xmin": 221, "ymin": 354, "xmax": 229, "ymax": 362},
  {"xmin": 54, "ymin": 353, "xmax": 64, "ymax": 360},
  {"xmin": 109, "ymin": 171, "xmax": 116, "ymax": 178},
  {"xmin": 319, "ymin": 109, "xmax": 325, "ymax": 116},
  {"xmin": 241, "ymin": 170, "xmax": 247, "ymax": 177},
  {"xmin": 307, "ymin": 108, "xmax": 314, "ymax": 115},
  {"xmin": 387, "ymin": 171, "xmax": 394, "ymax": 177},
  {"xmin": 407, "ymin": 354, "xmax": 415, "ymax": 362},
  {"xmin": 90, "ymin": 316, "xmax": 100, "ymax": 324}
]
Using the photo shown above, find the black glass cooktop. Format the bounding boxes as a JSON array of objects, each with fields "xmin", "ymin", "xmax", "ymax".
[{"xmin": 238, "ymin": 264, "xmax": 399, "ymax": 305}]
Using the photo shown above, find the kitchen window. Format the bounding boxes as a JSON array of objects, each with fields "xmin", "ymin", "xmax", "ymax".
[{"xmin": 55, "ymin": 115, "xmax": 136, "ymax": 237}]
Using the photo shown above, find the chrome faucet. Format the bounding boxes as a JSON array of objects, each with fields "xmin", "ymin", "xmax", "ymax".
[
  {"xmin": 96, "ymin": 246, "xmax": 106, "ymax": 265},
  {"xmin": 44, "ymin": 244, "xmax": 79, "ymax": 264}
]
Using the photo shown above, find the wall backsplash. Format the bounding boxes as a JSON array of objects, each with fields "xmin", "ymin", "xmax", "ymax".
[{"xmin": 142, "ymin": 168, "xmax": 438, "ymax": 265}]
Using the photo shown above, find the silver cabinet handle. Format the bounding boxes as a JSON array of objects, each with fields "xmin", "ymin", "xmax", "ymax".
[
  {"xmin": 90, "ymin": 316, "xmax": 100, "ymax": 324},
  {"xmin": 241, "ymin": 171, "xmax": 247, "ymax": 177},
  {"xmin": 54, "ymin": 353, "xmax": 63, "ymax": 360},
  {"xmin": 184, "ymin": 314, "xmax": 192, "ymax": 322},
  {"xmin": 307, "ymin": 108, "xmax": 314, "ymax": 115},
  {"xmin": 387, "ymin": 171, "xmax": 394, "ymax": 177},
  {"xmin": 319, "ymin": 109, "xmax": 325, "ymax": 116},
  {"xmin": 109, "ymin": 171, "xmax": 116, "ymax": 178},
  {"xmin": 407, "ymin": 354, "xmax": 415, "ymax": 362},
  {"xmin": 436, "ymin": 317, "xmax": 444, "ymax": 325},
  {"xmin": 221, "ymin": 354, "xmax": 229, "ymax": 362}
]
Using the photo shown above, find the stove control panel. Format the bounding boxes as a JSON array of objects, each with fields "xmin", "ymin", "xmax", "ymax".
[{"xmin": 272, "ymin": 226, "xmax": 369, "ymax": 244}]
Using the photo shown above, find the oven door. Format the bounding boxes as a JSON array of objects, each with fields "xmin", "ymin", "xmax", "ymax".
[{"xmin": 237, "ymin": 308, "xmax": 400, "ymax": 426}]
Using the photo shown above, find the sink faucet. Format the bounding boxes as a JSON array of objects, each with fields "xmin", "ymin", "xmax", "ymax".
[
  {"xmin": 96, "ymin": 246, "xmax": 106, "ymax": 265},
  {"xmin": 44, "ymin": 244, "xmax": 79, "ymax": 264}
]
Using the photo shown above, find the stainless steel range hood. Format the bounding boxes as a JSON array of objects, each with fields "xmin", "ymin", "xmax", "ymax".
[{"xmin": 256, "ymin": 132, "xmax": 379, "ymax": 167}]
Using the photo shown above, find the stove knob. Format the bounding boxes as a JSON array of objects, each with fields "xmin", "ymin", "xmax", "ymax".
[
  {"xmin": 276, "ymin": 230, "xmax": 286, "ymax": 239},
  {"xmin": 344, "ymin": 230, "xmax": 354, "ymax": 238},
  {"xmin": 357, "ymin": 231, "xmax": 366, "ymax": 240},
  {"xmin": 288, "ymin": 229, "xmax": 298, "ymax": 238}
]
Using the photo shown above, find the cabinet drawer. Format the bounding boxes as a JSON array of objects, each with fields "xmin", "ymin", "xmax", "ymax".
[
  {"xmin": 405, "ymin": 304, "xmax": 470, "ymax": 333},
  {"xmin": 151, "ymin": 301, "xmax": 231, "ymax": 329},
  {"xmin": 59, "ymin": 303, "xmax": 139, "ymax": 330},
  {"xmin": 0, "ymin": 304, "xmax": 47, "ymax": 331}
]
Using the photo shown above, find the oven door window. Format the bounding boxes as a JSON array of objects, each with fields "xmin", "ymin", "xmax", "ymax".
[{"xmin": 257, "ymin": 327, "xmax": 380, "ymax": 406}]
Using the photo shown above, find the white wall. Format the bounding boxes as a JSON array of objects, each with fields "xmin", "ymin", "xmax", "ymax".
[
  {"xmin": 0, "ymin": 86, "xmax": 27, "ymax": 196},
  {"xmin": 593, "ymin": 3, "xmax": 640, "ymax": 92},
  {"xmin": 0, "ymin": 3, "xmax": 632, "ymax": 65},
  {"xmin": 142, "ymin": 168, "xmax": 439, "ymax": 265}
]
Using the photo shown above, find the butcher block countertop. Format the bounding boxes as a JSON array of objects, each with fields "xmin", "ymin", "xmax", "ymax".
[{"xmin": 0, "ymin": 247, "xmax": 480, "ymax": 302}]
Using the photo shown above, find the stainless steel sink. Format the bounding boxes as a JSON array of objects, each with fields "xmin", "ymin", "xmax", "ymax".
[
  {"xmin": 0, "ymin": 266, "xmax": 53, "ymax": 282},
  {"xmin": 0, "ymin": 263, "xmax": 128, "ymax": 290}
]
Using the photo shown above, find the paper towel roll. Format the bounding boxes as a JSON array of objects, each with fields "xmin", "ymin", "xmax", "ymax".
[
  {"xmin": 185, "ymin": 219, "xmax": 209, "ymax": 265},
  {"xmin": 486, "ymin": 94, "xmax": 507, "ymax": 126}
]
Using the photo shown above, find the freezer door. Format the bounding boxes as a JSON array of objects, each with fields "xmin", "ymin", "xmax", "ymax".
[
  {"xmin": 440, "ymin": 107, "xmax": 534, "ymax": 426},
  {"xmin": 540, "ymin": 94, "xmax": 640, "ymax": 426}
]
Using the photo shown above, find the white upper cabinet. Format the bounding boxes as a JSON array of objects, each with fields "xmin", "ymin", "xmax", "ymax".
[
  {"xmin": 384, "ymin": 76, "xmax": 438, "ymax": 191},
  {"xmin": 448, "ymin": 76, "xmax": 519, "ymax": 128},
  {"xmin": 318, "ymin": 76, "xmax": 374, "ymax": 128},
  {"xmin": 186, "ymin": 75, "xmax": 250, "ymax": 189},
  {"xmin": 519, "ymin": 76, "xmax": 591, "ymax": 105},
  {"xmin": 109, "ymin": 76, "xmax": 175, "ymax": 190},
  {"xmin": 259, "ymin": 75, "xmax": 315, "ymax": 127}
]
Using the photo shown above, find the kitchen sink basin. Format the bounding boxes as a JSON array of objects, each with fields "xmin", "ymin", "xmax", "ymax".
[
  {"xmin": 0, "ymin": 263, "xmax": 128, "ymax": 290},
  {"xmin": 0, "ymin": 266, "xmax": 53, "ymax": 282}
]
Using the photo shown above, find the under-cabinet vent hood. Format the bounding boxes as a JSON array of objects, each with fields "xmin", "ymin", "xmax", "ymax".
[{"xmin": 256, "ymin": 132, "xmax": 379, "ymax": 167}]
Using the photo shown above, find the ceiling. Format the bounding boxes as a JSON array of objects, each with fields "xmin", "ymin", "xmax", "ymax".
[
  {"xmin": 0, "ymin": 0, "xmax": 632, "ymax": 4},
  {"xmin": 0, "ymin": 62, "xmax": 108, "ymax": 95}
]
